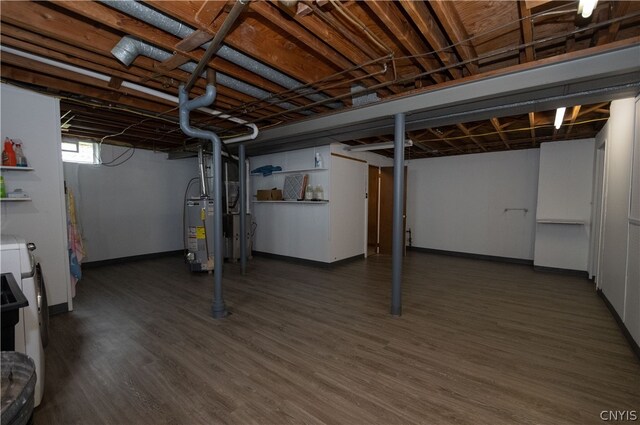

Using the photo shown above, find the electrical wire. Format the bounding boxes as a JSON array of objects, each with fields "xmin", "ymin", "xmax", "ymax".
[
  {"xmin": 96, "ymin": 105, "xmax": 179, "ymax": 166},
  {"xmin": 420, "ymin": 117, "xmax": 609, "ymax": 143}
]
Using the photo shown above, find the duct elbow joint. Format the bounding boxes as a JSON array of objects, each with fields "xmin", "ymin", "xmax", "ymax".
[{"xmin": 111, "ymin": 36, "xmax": 140, "ymax": 66}]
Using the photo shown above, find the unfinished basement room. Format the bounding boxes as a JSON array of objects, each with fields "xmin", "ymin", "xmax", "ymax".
[{"xmin": 0, "ymin": 0, "xmax": 639, "ymax": 424}]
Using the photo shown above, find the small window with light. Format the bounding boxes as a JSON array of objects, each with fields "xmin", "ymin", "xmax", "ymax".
[{"xmin": 61, "ymin": 138, "xmax": 99, "ymax": 164}]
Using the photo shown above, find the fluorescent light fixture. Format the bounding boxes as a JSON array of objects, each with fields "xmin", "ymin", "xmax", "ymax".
[
  {"xmin": 347, "ymin": 139, "xmax": 413, "ymax": 152},
  {"xmin": 578, "ymin": 0, "xmax": 598, "ymax": 18},
  {"xmin": 554, "ymin": 107, "xmax": 566, "ymax": 129}
]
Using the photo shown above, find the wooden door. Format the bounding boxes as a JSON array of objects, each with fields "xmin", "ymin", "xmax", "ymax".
[
  {"xmin": 379, "ymin": 166, "xmax": 407, "ymax": 255},
  {"xmin": 367, "ymin": 166, "xmax": 380, "ymax": 253}
]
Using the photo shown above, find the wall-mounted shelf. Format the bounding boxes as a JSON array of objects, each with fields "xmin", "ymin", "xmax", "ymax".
[
  {"xmin": 536, "ymin": 218, "xmax": 585, "ymax": 225},
  {"xmin": 251, "ymin": 168, "xmax": 328, "ymax": 176},
  {"xmin": 0, "ymin": 166, "xmax": 33, "ymax": 171},
  {"xmin": 252, "ymin": 200, "xmax": 329, "ymax": 204},
  {"xmin": 1, "ymin": 198, "xmax": 31, "ymax": 202}
]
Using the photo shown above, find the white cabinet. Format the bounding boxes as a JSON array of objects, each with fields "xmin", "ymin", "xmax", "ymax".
[{"xmin": 250, "ymin": 145, "xmax": 366, "ymax": 263}]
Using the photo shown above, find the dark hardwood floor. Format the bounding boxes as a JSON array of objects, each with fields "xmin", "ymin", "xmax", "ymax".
[{"xmin": 36, "ymin": 253, "xmax": 640, "ymax": 424}]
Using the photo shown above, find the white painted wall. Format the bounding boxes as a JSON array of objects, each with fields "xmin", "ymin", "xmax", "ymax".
[
  {"xmin": 63, "ymin": 145, "xmax": 198, "ymax": 262},
  {"xmin": 1, "ymin": 84, "xmax": 71, "ymax": 308},
  {"xmin": 534, "ymin": 139, "xmax": 595, "ymax": 271},
  {"xmin": 329, "ymin": 155, "xmax": 367, "ymax": 262},
  {"xmin": 406, "ymin": 149, "xmax": 540, "ymax": 259}
]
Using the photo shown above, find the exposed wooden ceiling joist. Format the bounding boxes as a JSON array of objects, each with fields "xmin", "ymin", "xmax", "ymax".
[{"xmin": 0, "ymin": 0, "xmax": 636, "ymax": 157}]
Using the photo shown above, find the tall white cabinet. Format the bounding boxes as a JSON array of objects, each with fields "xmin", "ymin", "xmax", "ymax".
[
  {"xmin": 1, "ymin": 84, "xmax": 72, "ymax": 310},
  {"xmin": 250, "ymin": 145, "xmax": 366, "ymax": 263}
]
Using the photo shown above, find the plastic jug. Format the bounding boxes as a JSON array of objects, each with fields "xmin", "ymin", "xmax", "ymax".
[{"xmin": 2, "ymin": 138, "xmax": 16, "ymax": 167}]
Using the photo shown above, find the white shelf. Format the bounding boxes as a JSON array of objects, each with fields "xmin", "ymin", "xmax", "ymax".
[
  {"xmin": 1, "ymin": 197, "xmax": 32, "ymax": 202},
  {"xmin": 0, "ymin": 166, "xmax": 33, "ymax": 171},
  {"xmin": 536, "ymin": 219, "xmax": 585, "ymax": 225},
  {"xmin": 251, "ymin": 168, "xmax": 328, "ymax": 176},
  {"xmin": 252, "ymin": 200, "xmax": 329, "ymax": 204}
]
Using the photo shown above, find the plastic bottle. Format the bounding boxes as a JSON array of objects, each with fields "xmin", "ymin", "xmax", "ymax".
[
  {"xmin": 314, "ymin": 152, "xmax": 323, "ymax": 168},
  {"xmin": 14, "ymin": 142, "xmax": 27, "ymax": 167},
  {"xmin": 2, "ymin": 138, "xmax": 17, "ymax": 167},
  {"xmin": 0, "ymin": 176, "xmax": 6, "ymax": 198},
  {"xmin": 315, "ymin": 185, "xmax": 324, "ymax": 201},
  {"xmin": 305, "ymin": 184, "xmax": 313, "ymax": 200}
]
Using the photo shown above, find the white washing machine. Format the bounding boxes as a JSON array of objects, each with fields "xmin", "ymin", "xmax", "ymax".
[{"xmin": 1, "ymin": 235, "xmax": 48, "ymax": 407}]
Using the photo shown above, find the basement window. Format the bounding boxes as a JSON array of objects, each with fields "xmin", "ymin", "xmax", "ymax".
[{"xmin": 61, "ymin": 138, "xmax": 99, "ymax": 164}]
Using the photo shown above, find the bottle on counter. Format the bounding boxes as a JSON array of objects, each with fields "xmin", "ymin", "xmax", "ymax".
[
  {"xmin": 14, "ymin": 142, "xmax": 27, "ymax": 167},
  {"xmin": 314, "ymin": 185, "xmax": 324, "ymax": 201},
  {"xmin": 314, "ymin": 152, "xmax": 323, "ymax": 168},
  {"xmin": 2, "ymin": 138, "xmax": 16, "ymax": 167}
]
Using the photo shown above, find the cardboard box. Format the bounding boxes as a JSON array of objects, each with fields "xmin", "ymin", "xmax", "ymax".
[{"xmin": 256, "ymin": 189, "xmax": 283, "ymax": 201}]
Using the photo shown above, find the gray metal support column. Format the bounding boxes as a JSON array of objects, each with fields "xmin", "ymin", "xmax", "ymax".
[
  {"xmin": 239, "ymin": 144, "xmax": 247, "ymax": 275},
  {"xmin": 391, "ymin": 113, "xmax": 405, "ymax": 316},
  {"xmin": 210, "ymin": 135, "xmax": 226, "ymax": 318}
]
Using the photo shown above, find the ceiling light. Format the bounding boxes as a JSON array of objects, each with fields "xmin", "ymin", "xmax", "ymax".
[
  {"xmin": 554, "ymin": 107, "xmax": 567, "ymax": 129},
  {"xmin": 347, "ymin": 139, "xmax": 413, "ymax": 152},
  {"xmin": 578, "ymin": 0, "xmax": 598, "ymax": 18}
]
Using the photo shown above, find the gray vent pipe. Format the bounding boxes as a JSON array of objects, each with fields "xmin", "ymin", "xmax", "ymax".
[
  {"xmin": 197, "ymin": 146, "xmax": 208, "ymax": 198},
  {"xmin": 179, "ymin": 84, "xmax": 227, "ymax": 319},
  {"xmin": 103, "ymin": 0, "xmax": 340, "ymax": 108},
  {"xmin": 112, "ymin": 36, "xmax": 304, "ymax": 112}
]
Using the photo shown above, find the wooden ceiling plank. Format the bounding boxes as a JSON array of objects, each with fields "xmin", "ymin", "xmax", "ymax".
[
  {"xmin": 0, "ymin": 43, "xmax": 270, "ymax": 124},
  {"xmin": 0, "ymin": 34, "xmax": 197, "ymax": 100},
  {"xmin": 1, "ymin": 51, "xmax": 177, "ymax": 105},
  {"xmin": 175, "ymin": 30, "xmax": 215, "ymax": 52},
  {"xmin": 456, "ymin": 123, "xmax": 487, "ymax": 151},
  {"xmin": 154, "ymin": 54, "xmax": 192, "ymax": 73},
  {"xmin": 1, "ymin": 22, "xmax": 199, "ymax": 91},
  {"xmin": 490, "ymin": 117, "xmax": 511, "ymax": 149},
  {"xmin": 524, "ymin": 1, "xmax": 552, "ymax": 9},
  {"xmin": 598, "ymin": 1, "xmax": 631, "ymax": 45},
  {"xmin": 427, "ymin": 129, "xmax": 464, "ymax": 153},
  {"xmin": 51, "ymin": 1, "xmax": 301, "ymax": 98},
  {"xmin": 146, "ymin": 0, "xmax": 347, "ymax": 99},
  {"xmin": 273, "ymin": 1, "xmax": 397, "ymax": 96},
  {"xmin": 108, "ymin": 77, "xmax": 123, "ymax": 90},
  {"xmin": 196, "ymin": 1, "xmax": 229, "ymax": 28},
  {"xmin": 398, "ymin": 0, "xmax": 462, "ymax": 80},
  {"xmin": 364, "ymin": 1, "xmax": 446, "ymax": 83},
  {"xmin": 1, "ymin": 64, "xmax": 178, "ymax": 115},
  {"xmin": 427, "ymin": 1, "xmax": 478, "ymax": 75},
  {"xmin": 564, "ymin": 105, "xmax": 582, "ymax": 136},
  {"xmin": 529, "ymin": 112, "xmax": 536, "ymax": 146},
  {"xmin": 252, "ymin": 1, "xmax": 362, "ymax": 100},
  {"xmin": 581, "ymin": 102, "xmax": 609, "ymax": 115},
  {"xmin": 3, "ymin": 7, "xmax": 302, "ymax": 117},
  {"xmin": 518, "ymin": 0, "xmax": 535, "ymax": 62}
]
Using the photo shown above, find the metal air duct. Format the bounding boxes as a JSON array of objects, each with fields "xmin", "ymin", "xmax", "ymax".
[
  {"xmin": 102, "ymin": 0, "xmax": 340, "ymax": 108},
  {"xmin": 111, "ymin": 36, "xmax": 304, "ymax": 112}
]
